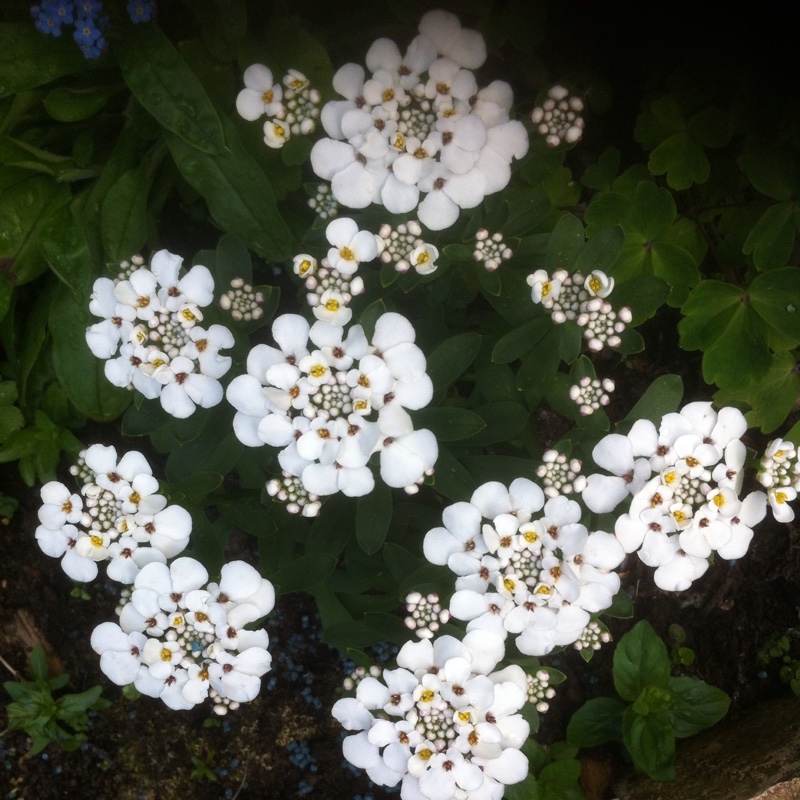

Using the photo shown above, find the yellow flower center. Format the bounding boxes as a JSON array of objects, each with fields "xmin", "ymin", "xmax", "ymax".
[
  {"xmin": 173, "ymin": 616, "xmax": 184, "ymax": 626},
  {"xmin": 129, "ymin": 491, "xmax": 141, "ymax": 505},
  {"xmin": 151, "ymin": 358, "xmax": 165, "ymax": 368},
  {"xmin": 776, "ymin": 491, "xmax": 788, "ymax": 504},
  {"xmin": 664, "ymin": 471, "xmax": 676, "ymax": 485},
  {"xmin": 419, "ymin": 748, "xmax": 432, "ymax": 761},
  {"xmin": 354, "ymin": 399, "xmax": 368, "ymax": 411},
  {"xmin": 713, "ymin": 493, "xmax": 726, "ymax": 508},
  {"xmin": 195, "ymin": 612, "xmax": 209, "ymax": 623},
  {"xmin": 196, "ymin": 339, "xmax": 208, "ymax": 352},
  {"xmin": 274, "ymin": 123, "xmax": 285, "ymax": 137},
  {"xmin": 310, "ymin": 364, "xmax": 327, "ymax": 378},
  {"xmin": 673, "ymin": 510, "xmax": 687, "ymax": 523},
  {"xmin": 503, "ymin": 577, "xmax": 516, "ymax": 592},
  {"xmin": 541, "ymin": 281, "xmax": 551, "ymax": 297},
  {"xmin": 324, "ymin": 298, "xmax": 340, "ymax": 312},
  {"xmin": 550, "ymin": 566, "xmax": 561, "ymax": 580},
  {"xmin": 458, "ymin": 711, "xmax": 472, "ymax": 723},
  {"xmin": 339, "ymin": 246, "xmax": 355, "ymax": 261},
  {"xmin": 588, "ymin": 276, "xmax": 602, "ymax": 294},
  {"xmin": 91, "ymin": 535, "xmax": 103, "ymax": 547},
  {"xmin": 299, "ymin": 259, "xmax": 312, "ymax": 275},
  {"xmin": 420, "ymin": 689, "xmax": 435, "ymax": 703},
  {"xmin": 181, "ymin": 309, "xmax": 196, "ymax": 322},
  {"xmin": 685, "ymin": 456, "xmax": 699, "ymax": 467},
  {"xmin": 262, "ymin": 89, "xmax": 274, "ymax": 104},
  {"xmin": 393, "ymin": 133, "xmax": 405, "ymax": 149},
  {"xmin": 61, "ymin": 500, "xmax": 72, "ymax": 514},
  {"xmin": 383, "ymin": 88, "xmax": 395, "ymax": 102},
  {"xmin": 416, "ymin": 251, "xmax": 429, "ymax": 265},
  {"xmin": 524, "ymin": 530, "xmax": 538, "ymax": 543},
  {"xmin": 536, "ymin": 585, "xmax": 551, "ymax": 595},
  {"xmin": 413, "ymin": 148, "xmax": 428, "ymax": 159},
  {"xmin": 160, "ymin": 648, "xmax": 173, "ymax": 662}
]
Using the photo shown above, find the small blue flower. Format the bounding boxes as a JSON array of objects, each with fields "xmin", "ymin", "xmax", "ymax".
[
  {"xmin": 76, "ymin": 0, "xmax": 102, "ymax": 15},
  {"xmin": 127, "ymin": 0, "xmax": 156, "ymax": 23}
]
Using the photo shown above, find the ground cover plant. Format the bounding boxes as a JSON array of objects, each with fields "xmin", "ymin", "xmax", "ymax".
[{"xmin": 2, "ymin": 1, "xmax": 800, "ymax": 799}]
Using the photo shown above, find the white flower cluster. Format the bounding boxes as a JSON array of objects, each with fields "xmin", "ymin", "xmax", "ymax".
[
  {"xmin": 424, "ymin": 479, "xmax": 624, "ymax": 656},
  {"xmin": 91, "ymin": 558, "xmax": 274, "ymax": 713},
  {"xmin": 530, "ymin": 85, "xmax": 585, "ymax": 148},
  {"xmin": 473, "ymin": 229, "xmax": 512, "ymax": 272},
  {"xmin": 226, "ymin": 311, "xmax": 438, "ymax": 498},
  {"xmin": 219, "ymin": 278, "xmax": 265, "ymax": 322},
  {"xmin": 526, "ymin": 669, "xmax": 556, "ymax": 713},
  {"xmin": 266, "ymin": 471, "xmax": 321, "ymax": 517},
  {"xmin": 378, "ymin": 221, "xmax": 439, "ymax": 275},
  {"xmin": 236, "ymin": 65, "xmax": 321, "ymax": 148},
  {"xmin": 332, "ymin": 631, "xmax": 530, "ymax": 799},
  {"xmin": 527, "ymin": 268, "xmax": 632, "ymax": 351},
  {"xmin": 569, "ymin": 375, "xmax": 615, "ymax": 416},
  {"xmin": 757, "ymin": 439, "xmax": 800, "ymax": 522},
  {"xmin": 404, "ymin": 591, "xmax": 451, "ymax": 639},
  {"xmin": 35, "ymin": 444, "xmax": 191, "ymax": 584},
  {"xmin": 535, "ymin": 450, "xmax": 587, "ymax": 497},
  {"xmin": 86, "ymin": 250, "xmax": 233, "ymax": 418},
  {"xmin": 573, "ymin": 620, "xmax": 611, "ymax": 653},
  {"xmin": 307, "ymin": 183, "xmax": 339, "ymax": 220},
  {"xmin": 583, "ymin": 402, "xmax": 768, "ymax": 591},
  {"xmin": 310, "ymin": 10, "xmax": 528, "ymax": 230}
]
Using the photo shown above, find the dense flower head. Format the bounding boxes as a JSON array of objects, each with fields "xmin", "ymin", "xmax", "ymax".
[
  {"xmin": 530, "ymin": 85, "xmax": 585, "ymax": 147},
  {"xmin": 527, "ymin": 268, "xmax": 630, "ymax": 351},
  {"xmin": 34, "ymin": 444, "xmax": 191, "ymax": 583},
  {"xmin": 377, "ymin": 221, "xmax": 439, "ymax": 275},
  {"xmin": 423, "ymin": 479, "xmax": 625, "ymax": 656},
  {"xmin": 332, "ymin": 630, "xmax": 530, "ymax": 798},
  {"xmin": 92, "ymin": 558, "xmax": 274, "ymax": 712},
  {"xmin": 310, "ymin": 10, "xmax": 528, "ymax": 230},
  {"xmin": 757, "ymin": 439, "xmax": 800, "ymax": 522},
  {"xmin": 583, "ymin": 402, "xmax": 768, "ymax": 591},
  {"xmin": 226, "ymin": 312, "xmax": 438, "ymax": 499},
  {"xmin": 473, "ymin": 229, "xmax": 512, "ymax": 272},
  {"xmin": 86, "ymin": 250, "xmax": 233, "ymax": 418},
  {"xmin": 236, "ymin": 65, "xmax": 320, "ymax": 146}
]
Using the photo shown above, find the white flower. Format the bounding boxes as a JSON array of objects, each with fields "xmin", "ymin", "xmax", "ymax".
[
  {"xmin": 236, "ymin": 64, "xmax": 283, "ymax": 120},
  {"xmin": 263, "ymin": 119, "xmax": 290, "ymax": 148},
  {"xmin": 325, "ymin": 217, "xmax": 379, "ymax": 275}
]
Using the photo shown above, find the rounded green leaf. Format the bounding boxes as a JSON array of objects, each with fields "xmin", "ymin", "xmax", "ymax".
[
  {"xmin": 567, "ymin": 696, "xmax": 626, "ymax": 747},
  {"xmin": 668, "ymin": 676, "xmax": 730, "ymax": 738},
  {"xmin": 613, "ymin": 620, "xmax": 671, "ymax": 701}
]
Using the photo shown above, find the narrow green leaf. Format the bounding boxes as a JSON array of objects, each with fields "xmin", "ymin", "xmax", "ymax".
[
  {"xmin": 100, "ymin": 166, "xmax": 149, "ymax": 262},
  {"xmin": 270, "ymin": 553, "xmax": 337, "ymax": 593},
  {"xmin": 743, "ymin": 201, "xmax": 796, "ymax": 270},
  {"xmin": 43, "ymin": 85, "xmax": 117, "ymax": 122},
  {"xmin": 356, "ymin": 483, "xmax": 393, "ymax": 555},
  {"xmin": 412, "ymin": 407, "xmax": 485, "ymax": 442},
  {"xmin": 546, "ymin": 213, "xmax": 584, "ymax": 271},
  {"xmin": 165, "ymin": 115, "xmax": 292, "ymax": 262},
  {"xmin": 492, "ymin": 317, "xmax": 551, "ymax": 364},
  {"xmin": 459, "ymin": 401, "xmax": 529, "ymax": 446},
  {"xmin": 116, "ymin": 25, "xmax": 225, "ymax": 154},
  {"xmin": 432, "ymin": 445, "xmax": 476, "ymax": 502},
  {"xmin": 426, "ymin": 332, "xmax": 481, "ymax": 392}
]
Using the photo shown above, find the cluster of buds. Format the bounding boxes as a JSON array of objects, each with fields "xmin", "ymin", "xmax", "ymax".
[
  {"xmin": 757, "ymin": 439, "xmax": 800, "ymax": 522},
  {"xmin": 85, "ymin": 249, "xmax": 233, "ymax": 419},
  {"xmin": 220, "ymin": 278, "xmax": 266, "ymax": 322},
  {"xmin": 295, "ymin": 253, "xmax": 365, "ymax": 327},
  {"xmin": 92, "ymin": 559, "xmax": 274, "ymax": 713},
  {"xmin": 473, "ymin": 229, "xmax": 513, "ymax": 272},
  {"xmin": 530, "ymin": 85, "xmax": 585, "ymax": 147},
  {"xmin": 535, "ymin": 450, "xmax": 587, "ymax": 497},
  {"xmin": 573, "ymin": 620, "xmax": 612, "ymax": 653},
  {"xmin": 307, "ymin": 183, "xmax": 339, "ymax": 221},
  {"xmin": 377, "ymin": 221, "xmax": 439, "ymax": 275},
  {"xmin": 35, "ymin": 444, "xmax": 191, "ymax": 584},
  {"xmin": 526, "ymin": 669, "xmax": 556, "ymax": 713},
  {"xmin": 342, "ymin": 663, "xmax": 382, "ymax": 692},
  {"xmin": 527, "ymin": 269, "xmax": 631, "ymax": 352},
  {"xmin": 236, "ymin": 65, "xmax": 320, "ymax": 149},
  {"xmin": 403, "ymin": 591, "xmax": 451, "ymax": 639},
  {"xmin": 569, "ymin": 376, "xmax": 615, "ymax": 416},
  {"xmin": 266, "ymin": 471, "xmax": 322, "ymax": 517}
]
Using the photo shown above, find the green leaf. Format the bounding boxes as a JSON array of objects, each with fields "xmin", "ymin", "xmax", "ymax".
[
  {"xmin": 270, "ymin": 553, "xmax": 337, "ymax": 593},
  {"xmin": 42, "ymin": 85, "xmax": 117, "ymax": 123},
  {"xmin": 165, "ymin": 115, "xmax": 292, "ymax": 262},
  {"xmin": 442, "ymin": 243, "xmax": 474, "ymax": 262},
  {"xmin": 0, "ymin": 23, "xmax": 93, "ymax": 99},
  {"xmin": 581, "ymin": 147, "xmax": 620, "ymax": 191},
  {"xmin": 458, "ymin": 401, "xmax": 529, "ymax": 446},
  {"xmin": 687, "ymin": 106, "xmax": 730, "ymax": 148},
  {"xmin": 679, "ymin": 280, "xmax": 743, "ymax": 351},
  {"xmin": 356, "ymin": 483, "xmax": 393, "ymax": 555},
  {"xmin": 49, "ymin": 291, "xmax": 133, "ymax": 421},
  {"xmin": 701, "ymin": 302, "xmax": 770, "ymax": 389},
  {"xmin": 739, "ymin": 351, "xmax": 800, "ymax": 433},
  {"xmin": 426, "ymin": 332, "xmax": 481, "ymax": 393},
  {"xmin": 37, "ymin": 204, "xmax": 94, "ymax": 295},
  {"xmin": 738, "ymin": 139, "xmax": 798, "ymax": 202},
  {"xmin": 432, "ymin": 445, "xmax": 476, "ymax": 501},
  {"xmin": 546, "ymin": 213, "xmax": 585, "ymax": 271},
  {"xmin": 567, "ymin": 696, "xmax": 626, "ymax": 747},
  {"xmin": 491, "ymin": 317, "xmax": 551, "ymax": 364},
  {"xmin": 557, "ymin": 322, "xmax": 583, "ymax": 364},
  {"xmin": 750, "ymin": 267, "xmax": 800, "ymax": 342},
  {"xmin": 116, "ymin": 25, "xmax": 225, "ymax": 155},
  {"xmin": 100, "ymin": 166, "xmax": 149, "ymax": 262},
  {"xmin": 621, "ymin": 374, "xmax": 683, "ymax": 429},
  {"xmin": 650, "ymin": 242, "xmax": 700, "ymax": 306},
  {"xmin": 574, "ymin": 224, "xmax": 625, "ymax": 274},
  {"xmin": 622, "ymin": 707, "xmax": 676, "ymax": 782},
  {"xmin": 631, "ymin": 181, "xmax": 676, "ymax": 241},
  {"xmin": 412, "ymin": 407, "xmax": 485, "ymax": 442},
  {"xmin": 281, "ymin": 135, "xmax": 313, "ymax": 166},
  {"xmin": 613, "ymin": 620, "xmax": 671, "ymax": 702},
  {"xmin": 648, "ymin": 132, "xmax": 710, "ymax": 190},
  {"xmin": 668, "ymin": 677, "xmax": 730, "ymax": 738},
  {"xmin": 742, "ymin": 201, "xmax": 797, "ymax": 270},
  {"xmin": 605, "ymin": 588, "xmax": 634, "ymax": 619},
  {"xmin": 612, "ymin": 275, "xmax": 670, "ymax": 326},
  {"xmin": 28, "ymin": 645, "xmax": 49, "ymax": 683}
]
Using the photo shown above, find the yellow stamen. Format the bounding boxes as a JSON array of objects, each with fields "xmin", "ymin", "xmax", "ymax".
[
  {"xmin": 419, "ymin": 748, "xmax": 432, "ymax": 761},
  {"xmin": 673, "ymin": 510, "xmax": 687, "ymax": 523},
  {"xmin": 262, "ymin": 89, "xmax": 274, "ymax": 104},
  {"xmin": 181, "ymin": 309, "xmax": 197, "ymax": 322},
  {"xmin": 420, "ymin": 689, "xmax": 434, "ymax": 703},
  {"xmin": 524, "ymin": 530, "xmax": 538, "ymax": 543},
  {"xmin": 503, "ymin": 577, "xmax": 516, "ymax": 592},
  {"xmin": 588, "ymin": 276, "xmax": 602, "ymax": 294},
  {"xmin": 160, "ymin": 648, "xmax": 173, "ymax": 662},
  {"xmin": 91, "ymin": 535, "xmax": 103, "ymax": 547},
  {"xmin": 713, "ymin": 493, "xmax": 726, "ymax": 508},
  {"xmin": 310, "ymin": 365, "xmax": 327, "ymax": 378},
  {"xmin": 416, "ymin": 251, "xmax": 430, "ymax": 265},
  {"xmin": 382, "ymin": 88, "xmax": 394, "ymax": 102},
  {"xmin": 776, "ymin": 491, "xmax": 788, "ymax": 504},
  {"xmin": 339, "ymin": 246, "xmax": 355, "ymax": 261}
]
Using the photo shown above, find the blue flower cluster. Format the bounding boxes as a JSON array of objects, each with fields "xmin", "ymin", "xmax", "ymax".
[{"xmin": 29, "ymin": 0, "xmax": 156, "ymax": 60}]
